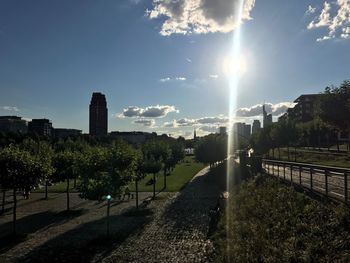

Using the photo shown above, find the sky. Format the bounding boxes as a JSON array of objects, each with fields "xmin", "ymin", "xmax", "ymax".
[{"xmin": 0, "ymin": 0, "xmax": 349, "ymax": 138}]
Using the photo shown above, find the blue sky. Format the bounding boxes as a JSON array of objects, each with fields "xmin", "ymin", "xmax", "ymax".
[{"xmin": 0, "ymin": 0, "xmax": 349, "ymax": 137}]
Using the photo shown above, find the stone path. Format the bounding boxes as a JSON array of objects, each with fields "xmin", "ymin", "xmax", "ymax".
[
  {"xmin": 102, "ymin": 166, "xmax": 225, "ymax": 263},
  {"xmin": 0, "ymin": 166, "xmax": 226, "ymax": 262}
]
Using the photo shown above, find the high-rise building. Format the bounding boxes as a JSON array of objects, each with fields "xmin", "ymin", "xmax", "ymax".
[
  {"xmin": 54, "ymin": 128, "xmax": 82, "ymax": 139},
  {"xmin": 89, "ymin": 92, "xmax": 108, "ymax": 136},
  {"xmin": 233, "ymin": 122, "xmax": 251, "ymax": 139},
  {"xmin": 252, "ymin": 120, "xmax": 261, "ymax": 134},
  {"xmin": 28, "ymin": 119, "xmax": 53, "ymax": 136},
  {"xmin": 219, "ymin": 126, "xmax": 227, "ymax": 135},
  {"xmin": 0, "ymin": 116, "xmax": 28, "ymax": 134},
  {"xmin": 263, "ymin": 104, "xmax": 273, "ymax": 128}
]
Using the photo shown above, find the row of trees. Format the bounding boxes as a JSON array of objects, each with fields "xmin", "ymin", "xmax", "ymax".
[
  {"xmin": 251, "ymin": 80, "xmax": 350, "ymax": 156},
  {"xmin": 0, "ymin": 137, "xmax": 185, "ymax": 234}
]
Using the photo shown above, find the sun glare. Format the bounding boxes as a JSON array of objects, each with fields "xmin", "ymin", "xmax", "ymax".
[{"xmin": 223, "ymin": 54, "xmax": 247, "ymax": 77}]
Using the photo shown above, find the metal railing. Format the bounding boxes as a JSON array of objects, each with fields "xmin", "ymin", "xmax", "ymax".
[{"xmin": 263, "ymin": 159, "xmax": 350, "ymax": 204}]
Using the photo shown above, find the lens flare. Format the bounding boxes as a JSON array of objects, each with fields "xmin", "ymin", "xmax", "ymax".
[{"xmin": 226, "ymin": 0, "xmax": 245, "ymax": 261}]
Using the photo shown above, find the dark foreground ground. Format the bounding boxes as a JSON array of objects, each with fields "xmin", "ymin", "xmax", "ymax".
[{"xmin": 0, "ymin": 164, "xmax": 228, "ymax": 263}]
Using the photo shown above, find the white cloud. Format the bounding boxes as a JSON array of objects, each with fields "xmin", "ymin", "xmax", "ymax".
[
  {"xmin": 236, "ymin": 102, "xmax": 295, "ymax": 117},
  {"xmin": 133, "ymin": 119, "xmax": 156, "ymax": 127},
  {"xmin": 209, "ymin": 74, "xmax": 219, "ymax": 79},
  {"xmin": 186, "ymin": 58, "xmax": 192, "ymax": 63},
  {"xmin": 306, "ymin": 5, "xmax": 317, "ymax": 15},
  {"xmin": 1, "ymin": 106, "xmax": 19, "ymax": 112},
  {"xmin": 307, "ymin": 0, "xmax": 350, "ymax": 41},
  {"xmin": 147, "ymin": 0, "xmax": 256, "ymax": 36},
  {"xmin": 119, "ymin": 105, "xmax": 179, "ymax": 118},
  {"xmin": 159, "ymin": 76, "xmax": 186, "ymax": 82},
  {"xmin": 164, "ymin": 115, "xmax": 229, "ymax": 128}
]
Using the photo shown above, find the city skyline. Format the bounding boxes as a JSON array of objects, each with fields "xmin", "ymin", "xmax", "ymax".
[{"xmin": 0, "ymin": 0, "xmax": 349, "ymax": 137}]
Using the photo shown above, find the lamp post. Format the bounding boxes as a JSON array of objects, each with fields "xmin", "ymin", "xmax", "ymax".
[{"xmin": 106, "ymin": 194, "xmax": 111, "ymax": 237}]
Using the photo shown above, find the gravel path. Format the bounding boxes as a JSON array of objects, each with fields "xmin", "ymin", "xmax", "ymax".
[
  {"xmin": 0, "ymin": 166, "xmax": 225, "ymax": 262},
  {"xmin": 102, "ymin": 166, "xmax": 225, "ymax": 263}
]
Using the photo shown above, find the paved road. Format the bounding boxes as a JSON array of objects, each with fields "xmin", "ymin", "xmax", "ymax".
[
  {"xmin": 102, "ymin": 166, "xmax": 225, "ymax": 263},
  {"xmin": 264, "ymin": 163, "xmax": 349, "ymax": 202}
]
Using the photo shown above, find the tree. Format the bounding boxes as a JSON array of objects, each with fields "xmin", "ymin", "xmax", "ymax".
[
  {"xmin": 195, "ymin": 134, "xmax": 227, "ymax": 167},
  {"xmin": 0, "ymin": 145, "xmax": 44, "ymax": 234},
  {"xmin": 53, "ymin": 150, "xmax": 81, "ymax": 211},
  {"xmin": 20, "ymin": 138, "xmax": 55, "ymax": 199},
  {"xmin": 316, "ymin": 81, "xmax": 350, "ymax": 150},
  {"xmin": 142, "ymin": 157, "xmax": 162, "ymax": 199}
]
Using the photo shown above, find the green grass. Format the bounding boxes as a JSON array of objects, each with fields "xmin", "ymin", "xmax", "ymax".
[
  {"xmin": 212, "ymin": 175, "xmax": 350, "ymax": 262},
  {"xmin": 34, "ymin": 157, "xmax": 206, "ymax": 194},
  {"xmin": 267, "ymin": 148, "xmax": 350, "ymax": 168},
  {"xmin": 129, "ymin": 156, "xmax": 206, "ymax": 192},
  {"xmin": 33, "ymin": 180, "xmax": 78, "ymax": 193}
]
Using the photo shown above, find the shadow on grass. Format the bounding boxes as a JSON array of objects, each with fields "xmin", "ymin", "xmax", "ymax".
[{"xmin": 18, "ymin": 207, "xmax": 154, "ymax": 263}]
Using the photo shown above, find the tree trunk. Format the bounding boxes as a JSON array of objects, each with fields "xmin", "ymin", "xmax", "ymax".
[
  {"xmin": 163, "ymin": 168, "xmax": 167, "ymax": 190},
  {"xmin": 278, "ymin": 148, "xmax": 281, "ymax": 160},
  {"xmin": 45, "ymin": 180, "xmax": 48, "ymax": 200},
  {"xmin": 66, "ymin": 178, "xmax": 70, "ymax": 211},
  {"xmin": 287, "ymin": 146, "xmax": 290, "ymax": 161},
  {"xmin": 13, "ymin": 188, "xmax": 17, "ymax": 235},
  {"xmin": 152, "ymin": 173, "xmax": 156, "ymax": 200},
  {"xmin": 272, "ymin": 148, "xmax": 275, "ymax": 159},
  {"xmin": 74, "ymin": 178, "xmax": 77, "ymax": 188},
  {"xmin": 1, "ymin": 189, "xmax": 5, "ymax": 214},
  {"xmin": 135, "ymin": 179, "xmax": 139, "ymax": 209},
  {"xmin": 294, "ymin": 147, "xmax": 297, "ymax": 162}
]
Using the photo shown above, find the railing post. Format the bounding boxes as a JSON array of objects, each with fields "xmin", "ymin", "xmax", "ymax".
[
  {"xmin": 299, "ymin": 166, "xmax": 302, "ymax": 185},
  {"xmin": 272, "ymin": 163, "xmax": 275, "ymax": 176},
  {"xmin": 325, "ymin": 169, "xmax": 328, "ymax": 197},
  {"xmin": 345, "ymin": 172, "xmax": 348, "ymax": 203},
  {"xmin": 277, "ymin": 164, "xmax": 280, "ymax": 177},
  {"xmin": 310, "ymin": 168, "xmax": 313, "ymax": 191},
  {"xmin": 290, "ymin": 165, "xmax": 293, "ymax": 184},
  {"xmin": 283, "ymin": 164, "xmax": 285, "ymax": 179}
]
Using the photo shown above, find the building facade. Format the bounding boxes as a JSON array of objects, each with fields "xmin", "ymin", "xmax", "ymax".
[
  {"xmin": 263, "ymin": 104, "xmax": 273, "ymax": 128},
  {"xmin": 28, "ymin": 119, "xmax": 53, "ymax": 136},
  {"xmin": 219, "ymin": 126, "xmax": 227, "ymax": 135},
  {"xmin": 252, "ymin": 120, "xmax": 261, "ymax": 134},
  {"xmin": 0, "ymin": 116, "xmax": 28, "ymax": 134},
  {"xmin": 54, "ymin": 128, "xmax": 82, "ymax": 139},
  {"xmin": 89, "ymin": 92, "xmax": 108, "ymax": 136},
  {"xmin": 233, "ymin": 122, "xmax": 251, "ymax": 139}
]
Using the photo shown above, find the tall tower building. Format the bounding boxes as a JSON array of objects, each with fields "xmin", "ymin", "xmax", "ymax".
[
  {"xmin": 263, "ymin": 104, "xmax": 272, "ymax": 128},
  {"xmin": 89, "ymin": 92, "xmax": 108, "ymax": 136}
]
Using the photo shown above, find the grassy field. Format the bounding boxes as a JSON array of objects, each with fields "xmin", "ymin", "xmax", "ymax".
[
  {"xmin": 212, "ymin": 175, "xmax": 350, "ymax": 262},
  {"xmin": 267, "ymin": 148, "xmax": 350, "ymax": 168},
  {"xmin": 129, "ymin": 156, "xmax": 206, "ymax": 192},
  {"xmin": 34, "ymin": 156, "xmax": 206, "ymax": 193},
  {"xmin": 33, "ymin": 180, "xmax": 77, "ymax": 193}
]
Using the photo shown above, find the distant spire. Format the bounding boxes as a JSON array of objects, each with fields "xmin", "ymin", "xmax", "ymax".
[{"xmin": 194, "ymin": 129, "xmax": 197, "ymax": 141}]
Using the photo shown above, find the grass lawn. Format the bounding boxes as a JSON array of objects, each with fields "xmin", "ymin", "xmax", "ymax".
[
  {"xmin": 34, "ymin": 156, "xmax": 206, "ymax": 194},
  {"xmin": 129, "ymin": 156, "xmax": 206, "ymax": 192},
  {"xmin": 33, "ymin": 179, "xmax": 78, "ymax": 193}
]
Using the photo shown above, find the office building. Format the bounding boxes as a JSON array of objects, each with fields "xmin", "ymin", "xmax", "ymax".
[
  {"xmin": 219, "ymin": 126, "xmax": 227, "ymax": 135},
  {"xmin": 263, "ymin": 104, "xmax": 273, "ymax": 128},
  {"xmin": 54, "ymin": 128, "xmax": 82, "ymax": 139},
  {"xmin": 252, "ymin": 120, "xmax": 261, "ymax": 134},
  {"xmin": 28, "ymin": 119, "xmax": 53, "ymax": 136},
  {"xmin": 0, "ymin": 116, "xmax": 28, "ymax": 134},
  {"xmin": 89, "ymin": 92, "xmax": 108, "ymax": 136}
]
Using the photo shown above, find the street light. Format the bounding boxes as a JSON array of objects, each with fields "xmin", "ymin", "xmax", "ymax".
[{"xmin": 106, "ymin": 195, "xmax": 112, "ymax": 237}]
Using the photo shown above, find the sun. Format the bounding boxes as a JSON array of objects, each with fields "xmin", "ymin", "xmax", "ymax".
[{"xmin": 223, "ymin": 54, "xmax": 247, "ymax": 77}]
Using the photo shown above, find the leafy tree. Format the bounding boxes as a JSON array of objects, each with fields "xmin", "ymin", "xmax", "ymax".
[
  {"xmin": 195, "ymin": 134, "xmax": 227, "ymax": 167},
  {"xmin": 0, "ymin": 145, "xmax": 44, "ymax": 234},
  {"xmin": 20, "ymin": 138, "xmax": 55, "ymax": 199},
  {"xmin": 142, "ymin": 157, "xmax": 162, "ymax": 199},
  {"xmin": 53, "ymin": 150, "xmax": 81, "ymax": 211},
  {"xmin": 316, "ymin": 81, "xmax": 350, "ymax": 150}
]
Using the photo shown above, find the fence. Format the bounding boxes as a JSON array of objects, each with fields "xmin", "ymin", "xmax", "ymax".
[{"xmin": 262, "ymin": 159, "xmax": 350, "ymax": 204}]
